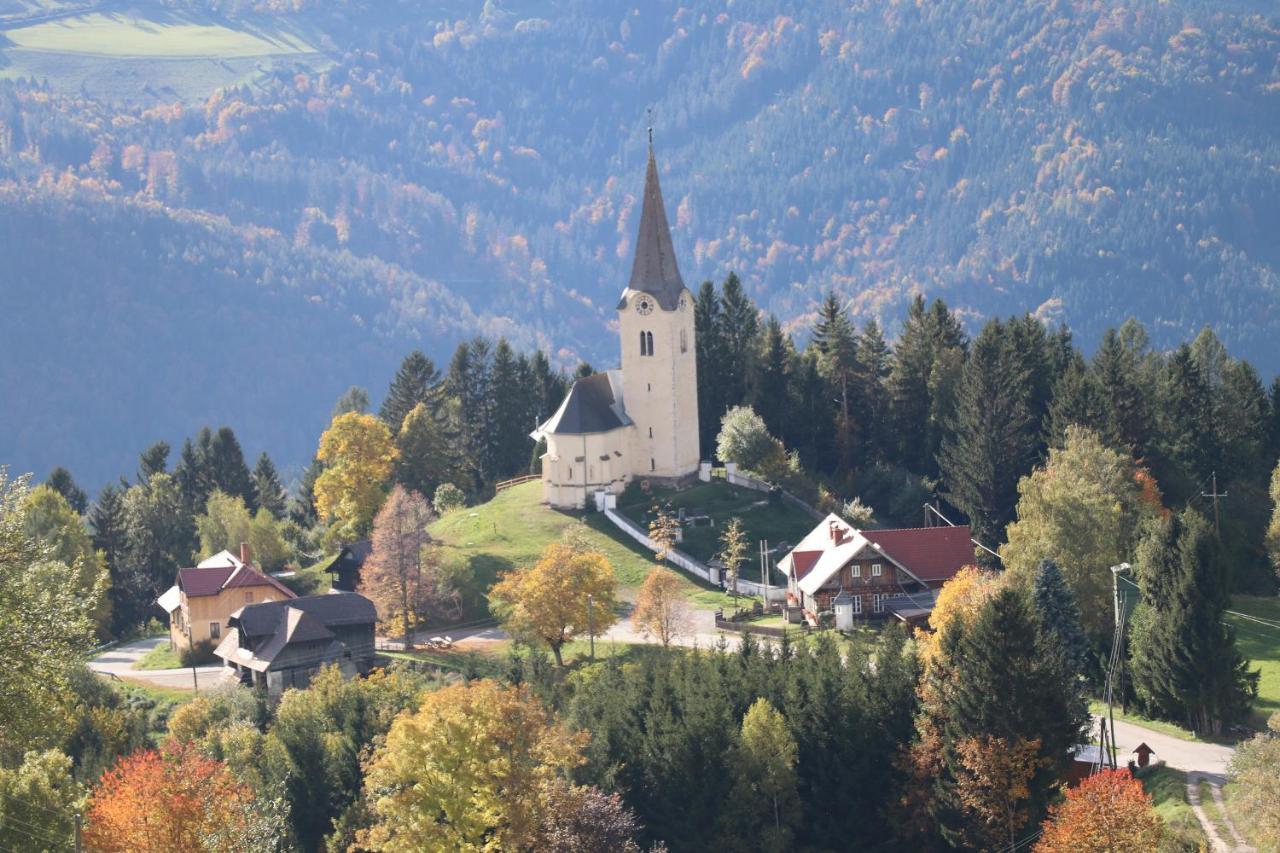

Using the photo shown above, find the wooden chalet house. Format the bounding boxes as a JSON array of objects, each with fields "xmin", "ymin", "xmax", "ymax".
[
  {"xmin": 214, "ymin": 592, "xmax": 377, "ymax": 697},
  {"xmin": 778, "ymin": 514, "xmax": 975, "ymax": 627}
]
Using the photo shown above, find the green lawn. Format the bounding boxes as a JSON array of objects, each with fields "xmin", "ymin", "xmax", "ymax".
[
  {"xmin": 282, "ymin": 553, "xmax": 337, "ymax": 597},
  {"xmin": 133, "ymin": 642, "xmax": 181, "ymax": 671},
  {"xmin": 6, "ymin": 11, "xmax": 317, "ymax": 57},
  {"xmin": 616, "ymin": 481, "xmax": 816, "ymax": 584},
  {"xmin": 1139, "ymin": 766, "xmax": 1209, "ymax": 852},
  {"xmin": 429, "ymin": 481, "xmax": 739, "ymax": 615},
  {"xmin": 1226, "ymin": 595, "xmax": 1280, "ymax": 729}
]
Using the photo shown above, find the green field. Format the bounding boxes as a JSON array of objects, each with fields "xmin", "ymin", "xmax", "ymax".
[
  {"xmin": 428, "ymin": 481, "xmax": 739, "ymax": 615},
  {"xmin": 1226, "ymin": 595, "xmax": 1280, "ymax": 729},
  {"xmin": 1140, "ymin": 766, "xmax": 1209, "ymax": 851},
  {"xmin": 283, "ymin": 552, "xmax": 338, "ymax": 597},
  {"xmin": 0, "ymin": 9, "xmax": 329, "ymax": 102},
  {"xmin": 616, "ymin": 481, "xmax": 816, "ymax": 584},
  {"xmin": 133, "ymin": 641, "xmax": 181, "ymax": 671}
]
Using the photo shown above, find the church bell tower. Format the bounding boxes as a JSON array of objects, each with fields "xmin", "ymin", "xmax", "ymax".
[{"xmin": 617, "ymin": 139, "xmax": 700, "ymax": 481}]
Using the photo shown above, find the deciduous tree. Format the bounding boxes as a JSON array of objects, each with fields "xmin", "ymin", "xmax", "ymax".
[
  {"xmin": 363, "ymin": 486, "xmax": 437, "ymax": 650},
  {"xmin": 23, "ymin": 484, "xmax": 111, "ymax": 637},
  {"xmin": 954, "ymin": 736, "xmax": 1047, "ymax": 850},
  {"xmin": 0, "ymin": 749, "xmax": 83, "ymax": 852},
  {"xmin": 718, "ymin": 517, "xmax": 750, "ymax": 599},
  {"xmin": 489, "ymin": 541, "xmax": 618, "ymax": 666},
  {"xmin": 1035, "ymin": 768, "xmax": 1162, "ymax": 853},
  {"xmin": 1226, "ymin": 712, "xmax": 1280, "ymax": 851},
  {"xmin": 647, "ymin": 504, "xmax": 680, "ymax": 563},
  {"xmin": 315, "ymin": 412, "xmax": 397, "ymax": 541},
  {"xmin": 83, "ymin": 743, "xmax": 261, "ymax": 853},
  {"xmin": 725, "ymin": 699, "xmax": 800, "ymax": 852},
  {"xmin": 361, "ymin": 680, "xmax": 587, "ymax": 852},
  {"xmin": 632, "ymin": 566, "xmax": 694, "ymax": 646},
  {"xmin": 716, "ymin": 405, "xmax": 782, "ymax": 472}
]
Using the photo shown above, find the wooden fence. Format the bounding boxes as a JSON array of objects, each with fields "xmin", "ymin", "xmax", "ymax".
[{"xmin": 495, "ymin": 474, "xmax": 540, "ymax": 492}]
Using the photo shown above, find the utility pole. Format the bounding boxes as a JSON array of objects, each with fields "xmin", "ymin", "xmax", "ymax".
[
  {"xmin": 586, "ymin": 594, "xmax": 595, "ymax": 662},
  {"xmin": 1202, "ymin": 471, "xmax": 1227, "ymax": 539},
  {"xmin": 1104, "ymin": 563, "xmax": 1131, "ymax": 772},
  {"xmin": 186, "ymin": 620, "xmax": 199, "ymax": 694},
  {"xmin": 74, "ymin": 812, "xmax": 82, "ymax": 853}
]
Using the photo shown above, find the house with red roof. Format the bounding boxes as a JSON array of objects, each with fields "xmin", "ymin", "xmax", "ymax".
[
  {"xmin": 156, "ymin": 543, "xmax": 296, "ymax": 657},
  {"xmin": 777, "ymin": 514, "xmax": 976, "ymax": 627}
]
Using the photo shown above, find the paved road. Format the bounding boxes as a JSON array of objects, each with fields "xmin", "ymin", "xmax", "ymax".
[
  {"xmin": 89, "ymin": 636, "xmax": 227, "ymax": 691},
  {"xmin": 1096, "ymin": 715, "xmax": 1236, "ymax": 775}
]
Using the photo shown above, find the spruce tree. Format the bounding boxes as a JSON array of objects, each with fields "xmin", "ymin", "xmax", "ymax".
[
  {"xmin": 811, "ymin": 292, "xmax": 859, "ymax": 475},
  {"xmin": 1268, "ymin": 376, "xmax": 1280, "ymax": 470},
  {"xmin": 939, "ymin": 319, "xmax": 1037, "ymax": 552},
  {"xmin": 206, "ymin": 426, "xmax": 255, "ymax": 509},
  {"xmin": 488, "ymin": 340, "xmax": 536, "ymax": 478},
  {"xmin": 853, "ymin": 319, "xmax": 891, "ymax": 461},
  {"xmin": 379, "ymin": 350, "xmax": 442, "ymax": 434},
  {"xmin": 718, "ymin": 272, "xmax": 760, "ymax": 411},
  {"xmin": 938, "ymin": 588, "xmax": 1087, "ymax": 845},
  {"xmin": 137, "ymin": 441, "xmax": 170, "ymax": 485},
  {"xmin": 528, "ymin": 350, "xmax": 568, "ymax": 425},
  {"xmin": 888, "ymin": 296, "xmax": 966, "ymax": 475},
  {"xmin": 45, "ymin": 467, "xmax": 87, "ymax": 515},
  {"xmin": 251, "ymin": 452, "xmax": 287, "ymax": 520},
  {"xmin": 750, "ymin": 316, "xmax": 791, "ymax": 441},
  {"xmin": 89, "ymin": 482, "xmax": 128, "ymax": 577},
  {"xmin": 1031, "ymin": 559, "xmax": 1091, "ymax": 681},
  {"xmin": 332, "ymin": 385, "xmax": 370, "ymax": 417},
  {"xmin": 1154, "ymin": 345, "xmax": 1217, "ymax": 504},
  {"xmin": 695, "ymin": 280, "xmax": 726, "ymax": 457},
  {"xmin": 290, "ymin": 458, "xmax": 322, "ymax": 527},
  {"xmin": 1092, "ymin": 327, "xmax": 1151, "ymax": 456},
  {"xmin": 1046, "ymin": 355, "xmax": 1108, "ymax": 448},
  {"xmin": 1129, "ymin": 509, "xmax": 1258, "ymax": 734},
  {"xmin": 446, "ymin": 338, "xmax": 495, "ymax": 490}
]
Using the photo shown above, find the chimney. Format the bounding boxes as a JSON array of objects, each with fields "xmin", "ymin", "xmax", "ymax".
[{"xmin": 240, "ymin": 542, "xmax": 251, "ymax": 566}]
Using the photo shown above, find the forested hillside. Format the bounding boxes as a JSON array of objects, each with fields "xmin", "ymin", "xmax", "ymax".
[{"xmin": 1, "ymin": 0, "xmax": 1277, "ymax": 486}]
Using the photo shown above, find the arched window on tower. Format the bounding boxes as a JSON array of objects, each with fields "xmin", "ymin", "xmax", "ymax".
[
  {"xmin": 679, "ymin": 328, "xmax": 687, "ymax": 353},
  {"xmin": 639, "ymin": 330, "xmax": 647, "ymax": 356},
  {"xmin": 646, "ymin": 331, "xmax": 654, "ymax": 355}
]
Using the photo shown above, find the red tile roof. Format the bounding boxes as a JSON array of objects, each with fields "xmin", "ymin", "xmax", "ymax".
[
  {"xmin": 178, "ymin": 564, "xmax": 296, "ymax": 600},
  {"xmin": 790, "ymin": 550, "xmax": 822, "ymax": 581},
  {"xmin": 865, "ymin": 526, "xmax": 976, "ymax": 583}
]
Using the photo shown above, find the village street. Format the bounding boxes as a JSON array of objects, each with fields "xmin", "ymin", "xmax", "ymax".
[{"xmin": 89, "ymin": 636, "xmax": 228, "ymax": 691}]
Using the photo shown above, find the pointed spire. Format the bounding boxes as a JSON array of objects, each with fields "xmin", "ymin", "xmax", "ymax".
[{"xmin": 625, "ymin": 138, "xmax": 686, "ymax": 309}]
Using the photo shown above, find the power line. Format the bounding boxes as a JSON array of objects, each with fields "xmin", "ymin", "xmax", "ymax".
[{"xmin": 0, "ymin": 793, "xmax": 72, "ymax": 821}]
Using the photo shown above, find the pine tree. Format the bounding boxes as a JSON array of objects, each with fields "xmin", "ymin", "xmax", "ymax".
[
  {"xmin": 1031, "ymin": 559, "xmax": 1091, "ymax": 681},
  {"xmin": 174, "ymin": 431, "xmax": 213, "ymax": 514},
  {"xmin": 853, "ymin": 319, "xmax": 891, "ymax": 461},
  {"xmin": 528, "ymin": 350, "xmax": 568, "ymax": 425},
  {"xmin": 251, "ymin": 452, "xmax": 287, "ymax": 520},
  {"xmin": 379, "ymin": 350, "xmax": 442, "ymax": 434},
  {"xmin": 489, "ymin": 340, "xmax": 536, "ymax": 478},
  {"xmin": 695, "ymin": 280, "xmax": 726, "ymax": 458},
  {"xmin": 1268, "ymin": 376, "xmax": 1280, "ymax": 470},
  {"xmin": 788, "ymin": 349, "xmax": 834, "ymax": 471},
  {"xmin": 45, "ymin": 467, "xmax": 87, "ymax": 515},
  {"xmin": 1092, "ymin": 328, "xmax": 1151, "ymax": 456},
  {"xmin": 1129, "ymin": 509, "xmax": 1258, "ymax": 734},
  {"xmin": 1153, "ymin": 345, "xmax": 1217, "ymax": 504},
  {"xmin": 888, "ymin": 297, "xmax": 966, "ymax": 475},
  {"xmin": 750, "ymin": 315, "xmax": 791, "ymax": 440},
  {"xmin": 290, "ymin": 458, "xmax": 322, "ymax": 527},
  {"xmin": 939, "ymin": 319, "xmax": 1037, "ymax": 552},
  {"xmin": 90, "ymin": 482, "xmax": 128, "ymax": 579},
  {"xmin": 1046, "ymin": 355, "xmax": 1108, "ymax": 448},
  {"xmin": 332, "ymin": 385, "xmax": 370, "ymax": 417},
  {"xmin": 446, "ymin": 338, "xmax": 495, "ymax": 490},
  {"xmin": 137, "ymin": 441, "xmax": 170, "ymax": 485}
]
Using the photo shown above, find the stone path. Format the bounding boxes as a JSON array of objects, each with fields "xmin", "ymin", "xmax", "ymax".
[{"xmin": 1186, "ymin": 771, "xmax": 1254, "ymax": 853}]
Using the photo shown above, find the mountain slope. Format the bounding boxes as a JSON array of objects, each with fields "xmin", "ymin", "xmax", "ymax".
[{"xmin": 1, "ymin": 0, "xmax": 1277, "ymax": 487}]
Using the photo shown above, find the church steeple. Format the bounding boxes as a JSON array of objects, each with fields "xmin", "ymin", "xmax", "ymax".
[{"xmin": 624, "ymin": 140, "xmax": 686, "ymax": 311}]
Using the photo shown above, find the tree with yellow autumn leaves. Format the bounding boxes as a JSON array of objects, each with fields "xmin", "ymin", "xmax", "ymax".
[
  {"xmin": 314, "ymin": 412, "xmax": 397, "ymax": 543},
  {"xmin": 489, "ymin": 537, "xmax": 618, "ymax": 666}
]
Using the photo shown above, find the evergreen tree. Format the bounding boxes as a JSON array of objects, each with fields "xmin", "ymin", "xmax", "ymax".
[
  {"xmin": 853, "ymin": 319, "xmax": 891, "ymax": 461},
  {"xmin": 939, "ymin": 319, "xmax": 1037, "ymax": 553},
  {"xmin": 718, "ymin": 272, "xmax": 760, "ymax": 411},
  {"xmin": 528, "ymin": 350, "xmax": 568, "ymax": 425},
  {"xmin": 137, "ymin": 441, "xmax": 169, "ymax": 485},
  {"xmin": 379, "ymin": 350, "xmax": 442, "ymax": 434},
  {"xmin": 1153, "ymin": 345, "xmax": 1217, "ymax": 504},
  {"xmin": 695, "ymin": 280, "xmax": 727, "ymax": 457},
  {"xmin": 1031, "ymin": 559, "xmax": 1091, "ymax": 681},
  {"xmin": 45, "ymin": 467, "xmax": 87, "ymax": 515},
  {"xmin": 787, "ymin": 349, "xmax": 834, "ymax": 471},
  {"xmin": 395, "ymin": 402, "xmax": 459, "ymax": 500},
  {"xmin": 251, "ymin": 452, "xmax": 287, "ymax": 520},
  {"xmin": 1006, "ymin": 314, "xmax": 1063, "ymax": 461},
  {"xmin": 1092, "ymin": 328, "xmax": 1151, "ymax": 456},
  {"xmin": 887, "ymin": 297, "xmax": 966, "ymax": 475},
  {"xmin": 114, "ymin": 474, "xmax": 195, "ymax": 633},
  {"xmin": 1129, "ymin": 509, "xmax": 1258, "ymax": 734},
  {"xmin": 206, "ymin": 427, "xmax": 255, "ymax": 509},
  {"xmin": 937, "ymin": 588, "xmax": 1087, "ymax": 845},
  {"xmin": 332, "ymin": 385, "xmax": 370, "ymax": 417},
  {"xmin": 1268, "ymin": 377, "xmax": 1280, "ymax": 470},
  {"xmin": 89, "ymin": 482, "xmax": 128, "ymax": 581},
  {"xmin": 750, "ymin": 316, "xmax": 791, "ymax": 441},
  {"xmin": 174, "ymin": 431, "xmax": 213, "ymax": 514},
  {"xmin": 290, "ymin": 458, "xmax": 322, "ymax": 528},
  {"xmin": 446, "ymin": 338, "xmax": 495, "ymax": 490},
  {"xmin": 1046, "ymin": 354, "xmax": 1108, "ymax": 448},
  {"xmin": 489, "ymin": 340, "xmax": 536, "ymax": 478},
  {"xmin": 811, "ymin": 292, "xmax": 859, "ymax": 476}
]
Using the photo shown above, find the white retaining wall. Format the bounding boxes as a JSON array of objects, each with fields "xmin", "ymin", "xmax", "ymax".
[{"xmin": 602, "ymin": 508, "xmax": 714, "ymax": 583}]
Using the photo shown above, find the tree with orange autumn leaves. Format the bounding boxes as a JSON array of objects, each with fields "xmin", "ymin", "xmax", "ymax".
[
  {"xmin": 1035, "ymin": 768, "xmax": 1162, "ymax": 852},
  {"xmin": 632, "ymin": 566, "xmax": 695, "ymax": 646},
  {"xmin": 82, "ymin": 743, "xmax": 261, "ymax": 853}
]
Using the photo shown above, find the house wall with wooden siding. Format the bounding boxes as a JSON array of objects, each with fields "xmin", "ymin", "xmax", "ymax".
[
  {"xmin": 807, "ymin": 558, "xmax": 919, "ymax": 617},
  {"xmin": 170, "ymin": 587, "xmax": 284, "ymax": 651}
]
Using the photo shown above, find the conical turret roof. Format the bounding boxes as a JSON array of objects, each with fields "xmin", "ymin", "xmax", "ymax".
[{"xmin": 619, "ymin": 143, "xmax": 686, "ymax": 310}]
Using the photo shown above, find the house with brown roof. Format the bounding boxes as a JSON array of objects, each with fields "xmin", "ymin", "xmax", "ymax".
[
  {"xmin": 214, "ymin": 592, "xmax": 377, "ymax": 696},
  {"xmin": 156, "ymin": 544, "xmax": 296, "ymax": 656},
  {"xmin": 778, "ymin": 514, "xmax": 976, "ymax": 628}
]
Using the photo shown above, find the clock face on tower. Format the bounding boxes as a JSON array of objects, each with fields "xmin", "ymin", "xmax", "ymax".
[{"xmin": 636, "ymin": 297, "xmax": 654, "ymax": 315}]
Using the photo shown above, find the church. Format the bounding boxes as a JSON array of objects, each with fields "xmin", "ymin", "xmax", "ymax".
[{"xmin": 532, "ymin": 141, "xmax": 700, "ymax": 508}]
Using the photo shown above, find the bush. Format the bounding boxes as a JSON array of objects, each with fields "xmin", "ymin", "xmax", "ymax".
[
  {"xmin": 180, "ymin": 639, "xmax": 218, "ymax": 668},
  {"xmin": 433, "ymin": 483, "xmax": 466, "ymax": 515}
]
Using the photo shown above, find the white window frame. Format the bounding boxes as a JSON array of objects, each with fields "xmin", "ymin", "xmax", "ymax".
[
  {"xmin": 851, "ymin": 564, "xmax": 861, "ymax": 579},
  {"xmin": 209, "ymin": 621, "xmax": 221, "ymax": 639},
  {"xmin": 873, "ymin": 594, "xmax": 885, "ymax": 614},
  {"xmin": 852, "ymin": 594, "xmax": 862, "ymax": 615},
  {"xmin": 872, "ymin": 563, "xmax": 883, "ymax": 577}
]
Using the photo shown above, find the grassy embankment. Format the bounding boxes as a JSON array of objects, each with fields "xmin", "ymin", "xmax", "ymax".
[
  {"xmin": 1226, "ymin": 595, "xmax": 1280, "ymax": 729},
  {"xmin": 1139, "ymin": 766, "xmax": 1209, "ymax": 851},
  {"xmin": 616, "ymin": 480, "xmax": 816, "ymax": 585},
  {"xmin": 133, "ymin": 642, "xmax": 182, "ymax": 671},
  {"xmin": 428, "ymin": 480, "xmax": 740, "ymax": 614}
]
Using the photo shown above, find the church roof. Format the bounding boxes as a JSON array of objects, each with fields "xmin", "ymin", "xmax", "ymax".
[
  {"xmin": 617, "ymin": 143, "xmax": 686, "ymax": 311},
  {"xmin": 532, "ymin": 370, "xmax": 631, "ymax": 438}
]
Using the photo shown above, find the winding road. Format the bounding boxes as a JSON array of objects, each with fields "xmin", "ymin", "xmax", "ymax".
[{"xmin": 89, "ymin": 636, "xmax": 228, "ymax": 691}]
